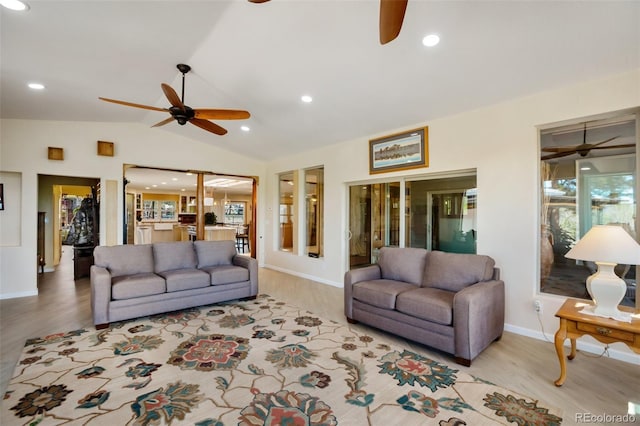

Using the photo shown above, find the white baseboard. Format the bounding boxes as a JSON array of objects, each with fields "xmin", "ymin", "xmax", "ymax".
[
  {"xmin": 263, "ymin": 264, "xmax": 342, "ymax": 288},
  {"xmin": 0, "ymin": 290, "xmax": 38, "ymax": 300},
  {"xmin": 504, "ymin": 323, "xmax": 640, "ymax": 365}
]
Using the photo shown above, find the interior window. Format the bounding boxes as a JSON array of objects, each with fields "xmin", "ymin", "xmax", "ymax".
[
  {"xmin": 305, "ymin": 167, "xmax": 324, "ymax": 258},
  {"xmin": 540, "ymin": 113, "xmax": 637, "ymax": 307},
  {"xmin": 279, "ymin": 171, "xmax": 295, "ymax": 252}
]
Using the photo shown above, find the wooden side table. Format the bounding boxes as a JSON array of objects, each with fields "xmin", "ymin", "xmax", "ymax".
[{"xmin": 554, "ymin": 298, "xmax": 640, "ymax": 386}]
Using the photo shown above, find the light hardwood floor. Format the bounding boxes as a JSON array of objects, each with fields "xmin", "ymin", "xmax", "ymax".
[{"xmin": 1, "ymin": 248, "xmax": 638, "ymax": 425}]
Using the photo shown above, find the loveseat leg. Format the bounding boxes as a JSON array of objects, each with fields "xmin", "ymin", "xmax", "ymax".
[
  {"xmin": 455, "ymin": 357, "xmax": 471, "ymax": 367},
  {"xmin": 95, "ymin": 323, "xmax": 109, "ymax": 330},
  {"xmin": 346, "ymin": 317, "xmax": 359, "ymax": 324}
]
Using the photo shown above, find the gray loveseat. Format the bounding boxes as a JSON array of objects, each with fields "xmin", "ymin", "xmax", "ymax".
[
  {"xmin": 91, "ymin": 240, "xmax": 258, "ymax": 329},
  {"xmin": 344, "ymin": 247, "xmax": 504, "ymax": 366}
]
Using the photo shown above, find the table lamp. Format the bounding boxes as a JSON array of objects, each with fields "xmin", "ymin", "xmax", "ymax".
[{"xmin": 565, "ymin": 225, "xmax": 640, "ymax": 320}]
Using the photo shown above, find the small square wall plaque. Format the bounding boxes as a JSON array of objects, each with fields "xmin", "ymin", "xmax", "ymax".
[
  {"xmin": 48, "ymin": 147, "xmax": 64, "ymax": 161},
  {"xmin": 97, "ymin": 140, "xmax": 114, "ymax": 157}
]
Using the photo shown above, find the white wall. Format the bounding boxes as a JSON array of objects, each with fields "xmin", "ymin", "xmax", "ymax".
[
  {"xmin": 2, "ymin": 70, "xmax": 639, "ymax": 363},
  {"xmin": 0, "ymin": 120, "xmax": 266, "ymax": 298},
  {"xmin": 263, "ymin": 69, "xmax": 640, "ymax": 363}
]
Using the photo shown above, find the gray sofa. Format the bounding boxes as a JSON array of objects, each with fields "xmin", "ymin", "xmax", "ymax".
[
  {"xmin": 90, "ymin": 240, "xmax": 258, "ymax": 329},
  {"xmin": 344, "ymin": 247, "xmax": 504, "ymax": 366}
]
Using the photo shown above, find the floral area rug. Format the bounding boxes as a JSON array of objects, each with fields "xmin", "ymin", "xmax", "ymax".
[{"xmin": 1, "ymin": 294, "xmax": 562, "ymax": 425}]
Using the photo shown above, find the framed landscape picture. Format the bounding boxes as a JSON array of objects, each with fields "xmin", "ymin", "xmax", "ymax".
[{"xmin": 369, "ymin": 127, "xmax": 428, "ymax": 174}]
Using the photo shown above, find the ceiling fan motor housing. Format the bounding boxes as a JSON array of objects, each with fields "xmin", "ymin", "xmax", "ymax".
[{"xmin": 170, "ymin": 106, "xmax": 195, "ymax": 125}]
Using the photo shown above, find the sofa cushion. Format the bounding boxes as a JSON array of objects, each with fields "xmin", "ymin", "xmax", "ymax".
[
  {"xmin": 194, "ymin": 240, "xmax": 236, "ymax": 268},
  {"xmin": 396, "ymin": 287, "xmax": 455, "ymax": 325},
  {"xmin": 159, "ymin": 269, "xmax": 210, "ymax": 292},
  {"xmin": 94, "ymin": 244, "xmax": 154, "ymax": 278},
  {"xmin": 352, "ymin": 279, "xmax": 417, "ymax": 310},
  {"xmin": 153, "ymin": 242, "xmax": 197, "ymax": 273},
  {"xmin": 422, "ymin": 251, "xmax": 495, "ymax": 292},
  {"xmin": 111, "ymin": 273, "xmax": 166, "ymax": 300},
  {"xmin": 201, "ymin": 265, "xmax": 249, "ymax": 285},
  {"xmin": 378, "ymin": 247, "xmax": 428, "ymax": 286}
]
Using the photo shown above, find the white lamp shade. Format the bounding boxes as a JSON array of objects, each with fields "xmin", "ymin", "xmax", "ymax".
[{"xmin": 565, "ymin": 225, "xmax": 640, "ymax": 265}]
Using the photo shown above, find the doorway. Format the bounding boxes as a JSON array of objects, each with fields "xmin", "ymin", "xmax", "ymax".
[{"xmin": 37, "ymin": 175, "xmax": 100, "ymax": 278}]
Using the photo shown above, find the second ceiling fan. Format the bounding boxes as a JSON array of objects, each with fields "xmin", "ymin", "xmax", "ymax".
[
  {"xmin": 249, "ymin": 0, "xmax": 408, "ymax": 44},
  {"xmin": 99, "ymin": 64, "xmax": 250, "ymax": 136},
  {"xmin": 541, "ymin": 122, "xmax": 633, "ymax": 160}
]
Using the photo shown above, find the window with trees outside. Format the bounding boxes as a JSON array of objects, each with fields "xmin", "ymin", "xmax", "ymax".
[{"xmin": 539, "ymin": 111, "xmax": 638, "ymax": 308}]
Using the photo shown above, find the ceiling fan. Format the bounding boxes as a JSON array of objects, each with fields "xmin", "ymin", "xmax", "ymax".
[
  {"xmin": 249, "ymin": 0, "xmax": 408, "ymax": 44},
  {"xmin": 541, "ymin": 122, "xmax": 633, "ymax": 161},
  {"xmin": 99, "ymin": 64, "xmax": 250, "ymax": 136}
]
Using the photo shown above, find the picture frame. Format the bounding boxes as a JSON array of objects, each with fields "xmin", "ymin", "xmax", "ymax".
[
  {"xmin": 369, "ymin": 127, "xmax": 428, "ymax": 174},
  {"xmin": 0, "ymin": 183, "xmax": 3, "ymax": 210}
]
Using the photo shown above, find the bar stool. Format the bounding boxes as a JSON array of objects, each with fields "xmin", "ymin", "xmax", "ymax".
[{"xmin": 236, "ymin": 225, "xmax": 249, "ymax": 253}]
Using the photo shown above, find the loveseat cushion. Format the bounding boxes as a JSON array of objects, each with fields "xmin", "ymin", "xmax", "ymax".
[
  {"xmin": 153, "ymin": 242, "xmax": 197, "ymax": 273},
  {"xmin": 352, "ymin": 279, "xmax": 417, "ymax": 310},
  {"xmin": 94, "ymin": 244, "xmax": 154, "ymax": 278},
  {"xmin": 159, "ymin": 269, "xmax": 210, "ymax": 292},
  {"xmin": 201, "ymin": 265, "xmax": 249, "ymax": 285},
  {"xmin": 422, "ymin": 251, "xmax": 495, "ymax": 292},
  {"xmin": 396, "ymin": 287, "xmax": 455, "ymax": 325},
  {"xmin": 378, "ymin": 247, "xmax": 428, "ymax": 286},
  {"xmin": 111, "ymin": 273, "xmax": 166, "ymax": 300},
  {"xmin": 194, "ymin": 240, "xmax": 236, "ymax": 268}
]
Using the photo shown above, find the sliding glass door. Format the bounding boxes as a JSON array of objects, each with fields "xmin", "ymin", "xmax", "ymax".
[{"xmin": 348, "ymin": 173, "xmax": 477, "ymax": 269}]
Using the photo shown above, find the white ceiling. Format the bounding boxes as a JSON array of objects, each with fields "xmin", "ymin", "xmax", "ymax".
[{"xmin": 1, "ymin": 1, "xmax": 639, "ymax": 161}]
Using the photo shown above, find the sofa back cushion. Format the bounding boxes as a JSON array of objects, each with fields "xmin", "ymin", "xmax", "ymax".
[
  {"xmin": 194, "ymin": 240, "xmax": 236, "ymax": 268},
  {"xmin": 153, "ymin": 242, "xmax": 197, "ymax": 273},
  {"xmin": 94, "ymin": 244, "xmax": 154, "ymax": 278},
  {"xmin": 378, "ymin": 247, "xmax": 428, "ymax": 286},
  {"xmin": 422, "ymin": 250, "xmax": 496, "ymax": 292}
]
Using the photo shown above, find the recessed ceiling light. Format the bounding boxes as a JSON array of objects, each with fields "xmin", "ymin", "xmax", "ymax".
[
  {"xmin": 301, "ymin": 95, "xmax": 313, "ymax": 103},
  {"xmin": 422, "ymin": 34, "xmax": 440, "ymax": 47},
  {"xmin": 28, "ymin": 82, "xmax": 45, "ymax": 90},
  {"xmin": 172, "ymin": 178, "xmax": 178, "ymax": 181},
  {"xmin": 0, "ymin": 0, "xmax": 29, "ymax": 11},
  {"xmin": 241, "ymin": 125, "xmax": 250, "ymax": 132}
]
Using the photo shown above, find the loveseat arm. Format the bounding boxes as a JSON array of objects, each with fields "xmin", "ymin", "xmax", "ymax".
[
  {"xmin": 344, "ymin": 265, "xmax": 382, "ymax": 319},
  {"xmin": 232, "ymin": 255, "xmax": 259, "ymax": 296},
  {"xmin": 453, "ymin": 279, "xmax": 505, "ymax": 365},
  {"xmin": 90, "ymin": 265, "xmax": 113, "ymax": 327}
]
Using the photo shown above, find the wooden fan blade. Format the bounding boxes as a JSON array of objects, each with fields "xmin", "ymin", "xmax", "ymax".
[
  {"xmin": 541, "ymin": 151, "xmax": 577, "ymax": 160},
  {"xmin": 194, "ymin": 109, "xmax": 251, "ymax": 120},
  {"xmin": 541, "ymin": 146, "xmax": 578, "ymax": 153},
  {"xmin": 161, "ymin": 83, "xmax": 185, "ymax": 111},
  {"xmin": 379, "ymin": 0, "xmax": 408, "ymax": 44},
  {"xmin": 151, "ymin": 117, "xmax": 175, "ymax": 128},
  {"xmin": 99, "ymin": 97, "xmax": 168, "ymax": 112},
  {"xmin": 248, "ymin": 0, "xmax": 270, "ymax": 3},
  {"xmin": 590, "ymin": 143, "xmax": 635, "ymax": 151},
  {"xmin": 190, "ymin": 118, "xmax": 228, "ymax": 135},
  {"xmin": 588, "ymin": 136, "xmax": 619, "ymax": 148}
]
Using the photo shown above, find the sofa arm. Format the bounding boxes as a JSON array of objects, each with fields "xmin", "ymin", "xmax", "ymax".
[
  {"xmin": 344, "ymin": 265, "xmax": 381, "ymax": 319},
  {"xmin": 453, "ymin": 279, "xmax": 505, "ymax": 363},
  {"xmin": 233, "ymin": 255, "xmax": 259, "ymax": 296},
  {"xmin": 90, "ymin": 265, "xmax": 112, "ymax": 327}
]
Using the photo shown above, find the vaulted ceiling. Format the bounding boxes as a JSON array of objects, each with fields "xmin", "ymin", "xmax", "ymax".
[{"xmin": 1, "ymin": 1, "xmax": 639, "ymax": 161}]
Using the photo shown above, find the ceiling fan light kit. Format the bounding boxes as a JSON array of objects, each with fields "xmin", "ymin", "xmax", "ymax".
[{"xmin": 99, "ymin": 64, "xmax": 250, "ymax": 136}]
